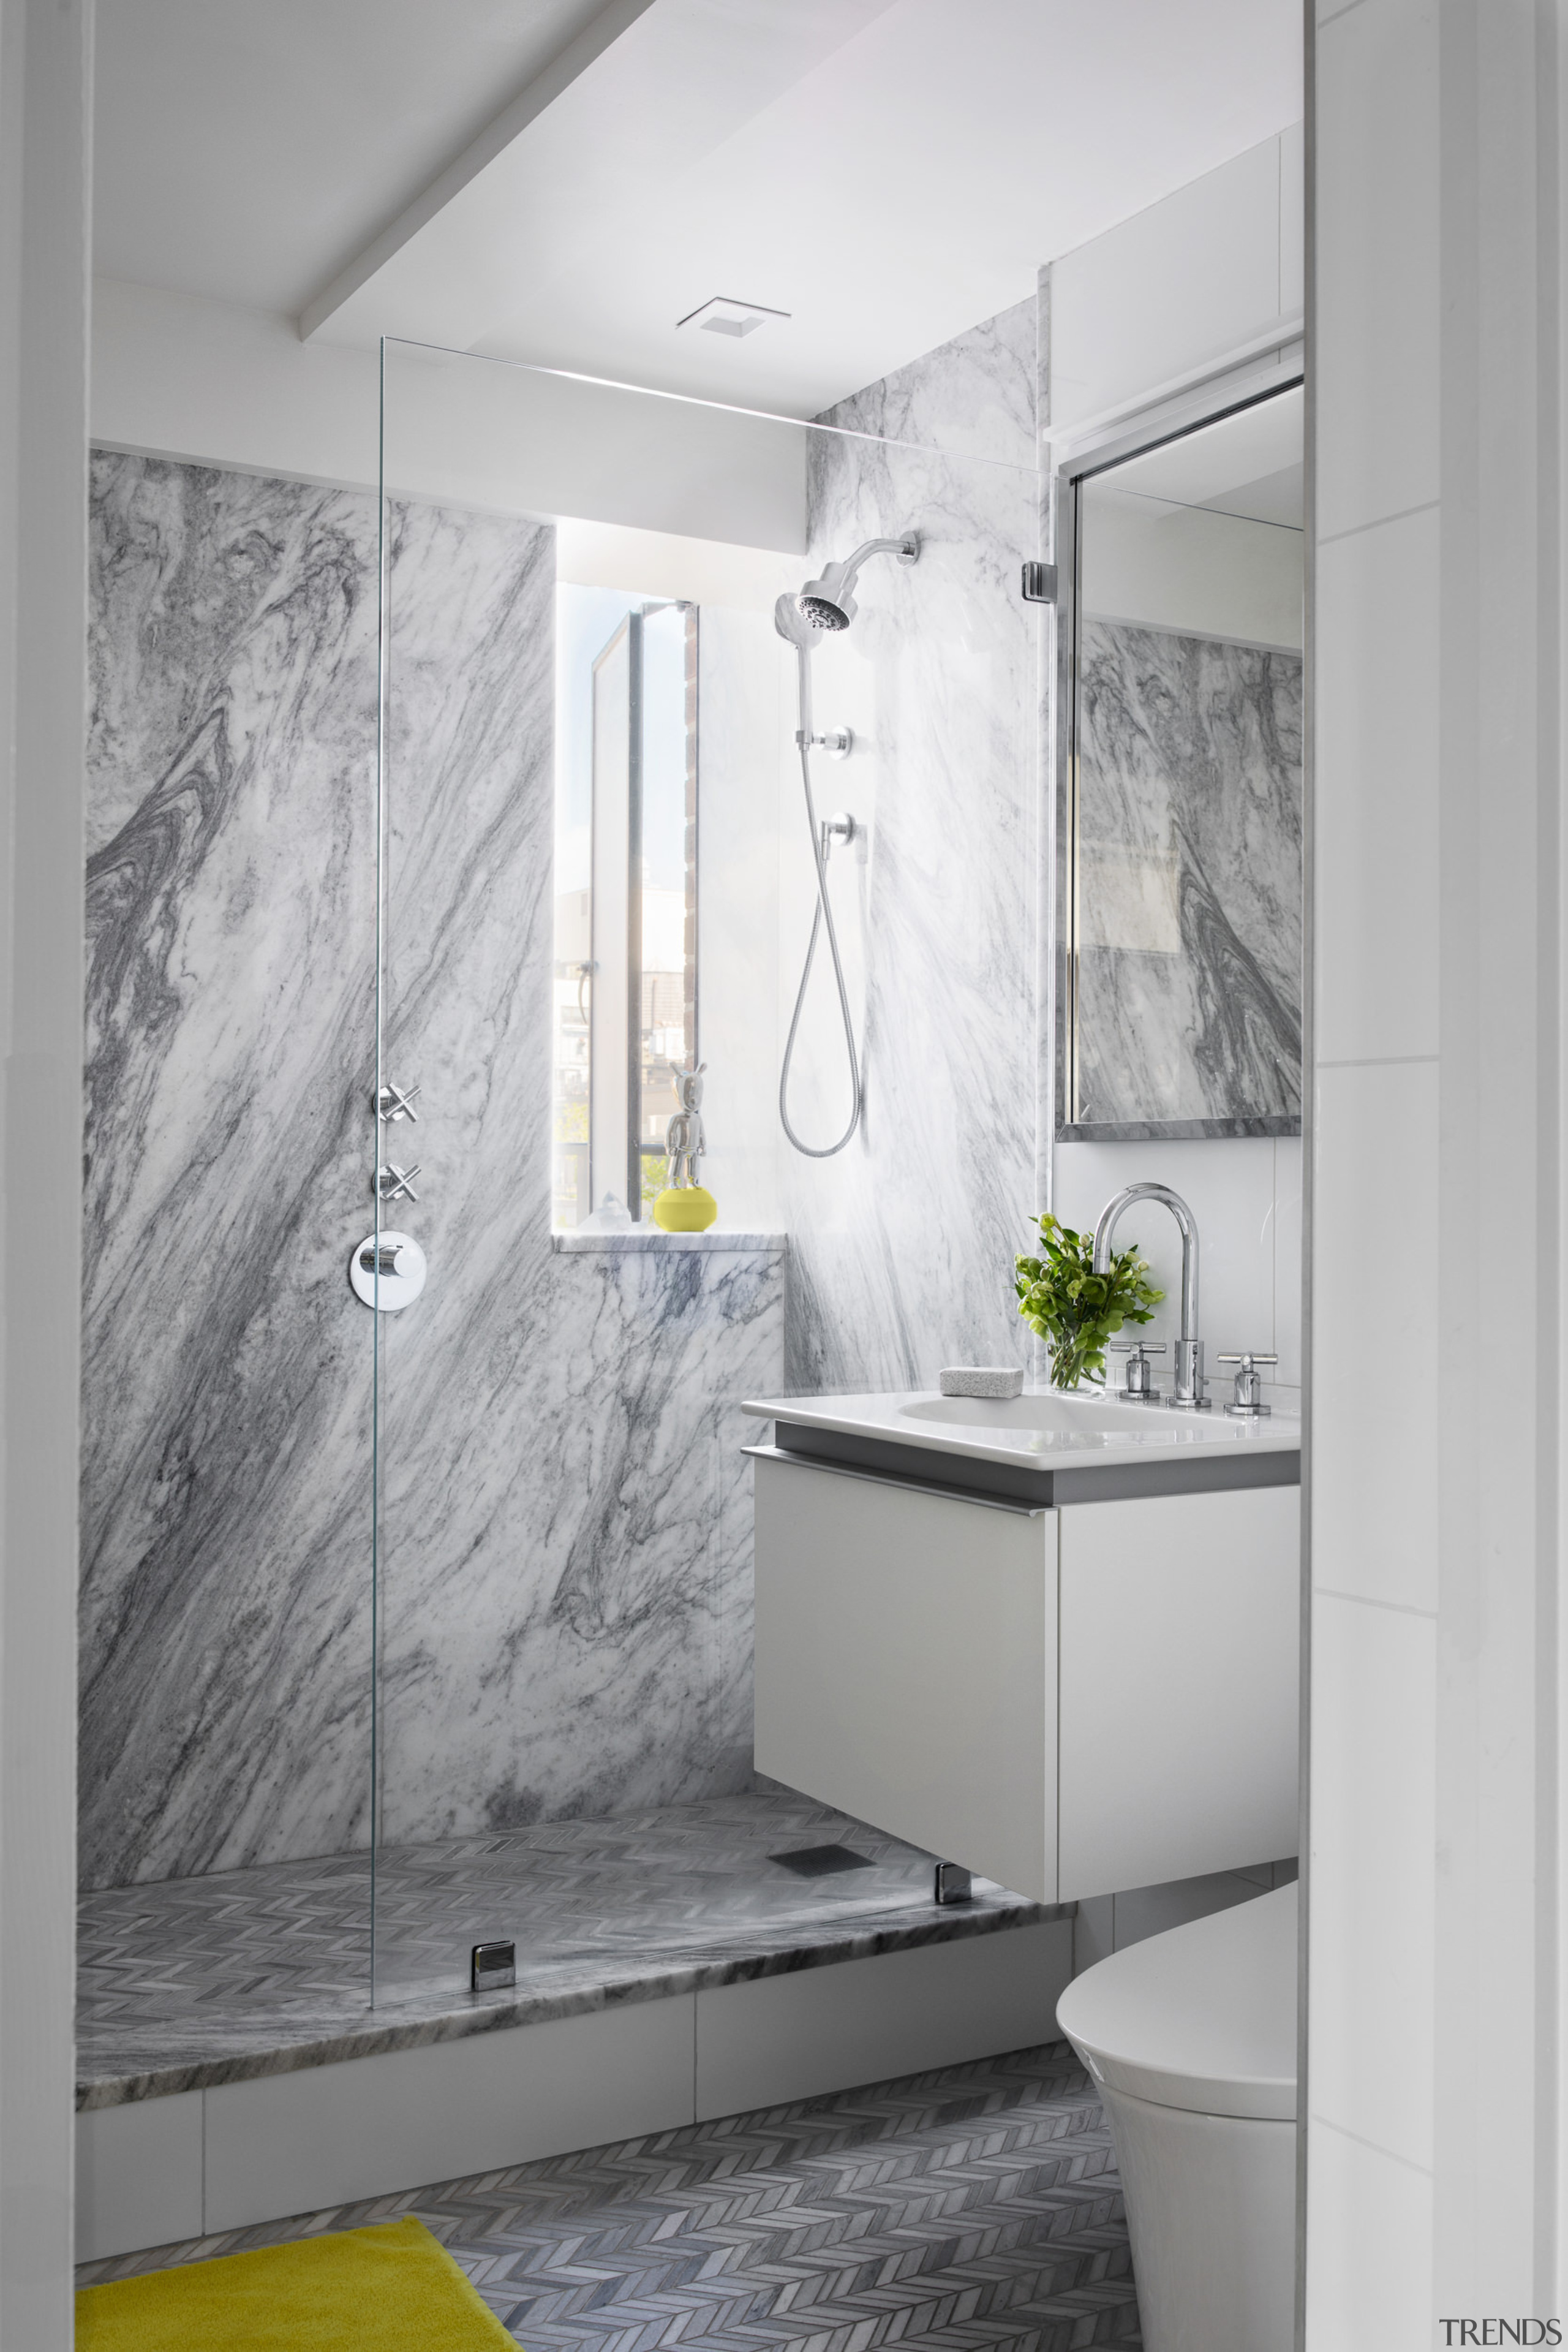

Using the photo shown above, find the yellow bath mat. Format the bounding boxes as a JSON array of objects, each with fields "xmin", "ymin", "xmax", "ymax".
[{"xmin": 75, "ymin": 2213, "xmax": 517, "ymax": 2350}]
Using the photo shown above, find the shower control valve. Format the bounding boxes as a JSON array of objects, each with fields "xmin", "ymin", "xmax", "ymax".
[
  {"xmin": 819, "ymin": 812, "xmax": 857, "ymax": 861},
  {"xmin": 376, "ymin": 1162, "xmax": 421, "ymax": 1204},
  {"xmin": 1218, "ymin": 1352, "xmax": 1278, "ymax": 1417},
  {"xmin": 349, "ymin": 1230, "xmax": 426, "ymax": 1312},
  {"xmin": 374, "ymin": 1080, "xmax": 421, "ymax": 1124}
]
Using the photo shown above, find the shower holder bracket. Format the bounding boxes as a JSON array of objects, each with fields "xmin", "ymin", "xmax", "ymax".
[{"xmin": 796, "ymin": 726, "xmax": 853, "ymax": 759}]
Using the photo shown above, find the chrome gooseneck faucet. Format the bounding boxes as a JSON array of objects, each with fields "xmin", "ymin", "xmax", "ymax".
[{"xmin": 1091, "ymin": 1183, "xmax": 1210, "ymax": 1410}]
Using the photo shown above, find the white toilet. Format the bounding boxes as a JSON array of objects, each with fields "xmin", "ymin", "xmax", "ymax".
[{"xmin": 1056, "ymin": 1883, "xmax": 1297, "ymax": 2352}]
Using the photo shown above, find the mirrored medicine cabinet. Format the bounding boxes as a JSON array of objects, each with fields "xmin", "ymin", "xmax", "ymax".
[{"xmin": 1057, "ymin": 381, "xmax": 1305, "ymax": 1141}]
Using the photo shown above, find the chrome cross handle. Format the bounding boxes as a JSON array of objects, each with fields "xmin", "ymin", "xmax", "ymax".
[
  {"xmin": 376, "ymin": 1162, "xmax": 421, "ymax": 1204},
  {"xmin": 1218, "ymin": 1352, "xmax": 1278, "ymax": 1417},
  {"xmin": 1107, "ymin": 1339, "xmax": 1166, "ymax": 1401},
  {"xmin": 374, "ymin": 1081, "xmax": 421, "ymax": 1124}
]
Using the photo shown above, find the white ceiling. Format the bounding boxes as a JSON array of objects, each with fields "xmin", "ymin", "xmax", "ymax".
[
  {"xmin": 92, "ymin": 0, "xmax": 618, "ymax": 312},
  {"xmin": 94, "ymin": 0, "xmax": 1302, "ymax": 419}
]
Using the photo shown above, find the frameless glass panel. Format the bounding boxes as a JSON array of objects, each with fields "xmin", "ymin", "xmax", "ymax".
[
  {"xmin": 375, "ymin": 335, "xmax": 1042, "ymax": 2019},
  {"xmin": 1062, "ymin": 382, "xmax": 1305, "ymax": 1140}
]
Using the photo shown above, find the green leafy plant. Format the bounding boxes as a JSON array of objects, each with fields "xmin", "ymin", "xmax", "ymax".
[{"xmin": 1014, "ymin": 1212, "xmax": 1164, "ymax": 1391}]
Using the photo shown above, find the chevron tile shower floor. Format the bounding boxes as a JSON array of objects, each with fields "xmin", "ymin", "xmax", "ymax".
[
  {"xmin": 77, "ymin": 2040, "xmax": 1142, "ymax": 2349},
  {"xmin": 80, "ymin": 1791, "xmax": 1050, "ymax": 2107}
]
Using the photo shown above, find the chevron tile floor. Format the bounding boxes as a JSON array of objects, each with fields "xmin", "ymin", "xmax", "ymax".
[
  {"xmin": 76, "ymin": 2040, "xmax": 1142, "ymax": 2349},
  {"xmin": 80, "ymin": 1790, "xmax": 1047, "ymax": 2104}
]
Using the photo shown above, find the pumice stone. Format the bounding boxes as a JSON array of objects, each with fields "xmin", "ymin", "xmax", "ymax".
[{"xmin": 939, "ymin": 1367, "xmax": 1025, "ymax": 1399}]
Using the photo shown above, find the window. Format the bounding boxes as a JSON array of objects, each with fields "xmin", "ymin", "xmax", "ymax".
[{"xmin": 554, "ymin": 588, "xmax": 698, "ymax": 1225}]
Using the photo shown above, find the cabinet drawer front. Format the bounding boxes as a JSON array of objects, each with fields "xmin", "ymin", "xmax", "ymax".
[
  {"xmin": 753, "ymin": 1457, "xmax": 1057, "ymax": 1900},
  {"xmin": 1057, "ymin": 1486, "xmax": 1300, "ymax": 1900}
]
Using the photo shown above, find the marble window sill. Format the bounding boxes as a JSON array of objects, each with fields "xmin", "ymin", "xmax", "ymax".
[{"xmin": 551, "ymin": 1228, "xmax": 787, "ymax": 1255}]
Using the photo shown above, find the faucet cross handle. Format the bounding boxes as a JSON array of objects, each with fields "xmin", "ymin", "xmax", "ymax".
[
  {"xmin": 1107, "ymin": 1339, "xmax": 1166, "ymax": 1402},
  {"xmin": 374, "ymin": 1081, "xmax": 421, "ymax": 1124},
  {"xmin": 376, "ymin": 1162, "xmax": 421, "ymax": 1204},
  {"xmin": 1218, "ymin": 1351, "xmax": 1278, "ymax": 1418}
]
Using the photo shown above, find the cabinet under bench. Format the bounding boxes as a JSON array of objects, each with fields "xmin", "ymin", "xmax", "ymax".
[{"xmin": 748, "ymin": 1432, "xmax": 1300, "ymax": 1907}]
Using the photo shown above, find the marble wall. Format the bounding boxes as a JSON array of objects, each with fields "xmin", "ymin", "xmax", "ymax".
[
  {"xmin": 780, "ymin": 299, "xmax": 1044, "ymax": 1392},
  {"xmin": 1072, "ymin": 619, "xmax": 1303, "ymax": 1131},
  {"xmin": 81, "ymin": 453, "xmax": 782, "ymax": 1889},
  {"xmin": 775, "ymin": 281, "xmax": 1306, "ymax": 1412}
]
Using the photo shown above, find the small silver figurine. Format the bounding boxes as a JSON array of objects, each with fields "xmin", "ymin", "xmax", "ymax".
[{"xmin": 665, "ymin": 1062, "xmax": 707, "ymax": 1189}]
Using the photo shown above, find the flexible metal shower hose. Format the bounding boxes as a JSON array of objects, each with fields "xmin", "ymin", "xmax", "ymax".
[{"xmin": 779, "ymin": 647, "xmax": 862, "ymax": 1157}]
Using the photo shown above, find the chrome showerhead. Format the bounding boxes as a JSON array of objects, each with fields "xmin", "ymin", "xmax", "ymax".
[{"xmin": 774, "ymin": 533, "xmax": 919, "ymax": 648}]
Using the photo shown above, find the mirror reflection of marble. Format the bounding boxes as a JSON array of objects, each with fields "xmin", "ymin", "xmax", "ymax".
[{"xmin": 1059, "ymin": 385, "xmax": 1304, "ymax": 1140}]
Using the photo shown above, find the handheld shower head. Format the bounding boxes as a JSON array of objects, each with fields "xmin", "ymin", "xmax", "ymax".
[{"xmin": 774, "ymin": 533, "xmax": 918, "ymax": 646}]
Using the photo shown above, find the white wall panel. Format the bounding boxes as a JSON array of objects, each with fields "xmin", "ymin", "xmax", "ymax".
[
  {"xmin": 1306, "ymin": 2119, "xmax": 1433, "ymax": 2351},
  {"xmin": 1310, "ymin": 0, "xmax": 1567, "ymax": 2320},
  {"xmin": 695, "ymin": 1921, "xmax": 1071, "ymax": 2121},
  {"xmin": 75, "ymin": 2095, "xmax": 203, "ymax": 2265},
  {"xmin": 1313, "ymin": 510, "xmax": 1441, "ymax": 1064},
  {"xmin": 1311, "ymin": 1062, "xmax": 1440, "ymax": 1616},
  {"xmin": 1313, "ymin": 0, "xmax": 1439, "ymax": 540},
  {"xmin": 1050, "ymin": 135, "xmax": 1297, "ymax": 428},
  {"xmin": 1308, "ymin": 1595, "xmax": 1436, "ymax": 2170},
  {"xmin": 203, "ymin": 1998, "xmax": 696, "ymax": 2232},
  {"xmin": 1272, "ymin": 1138, "xmax": 1304, "ymax": 1390},
  {"xmin": 0, "ymin": 0, "xmax": 92, "ymax": 2330}
]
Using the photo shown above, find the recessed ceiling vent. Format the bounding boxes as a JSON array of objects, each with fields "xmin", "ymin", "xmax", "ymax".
[{"xmin": 676, "ymin": 295, "xmax": 790, "ymax": 339}]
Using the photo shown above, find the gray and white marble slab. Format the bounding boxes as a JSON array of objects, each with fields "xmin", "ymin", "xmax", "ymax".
[
  {"xmin": 1070, "ymin": 619, "xmax": 1303, "ymax": 1131},
  {"xmin": 550, "ymin": 1230, "xmax": 786, "ymax": 1254},
  {"xmin": 779, "ymin": 301, "xmax": 1043, "ymax": 1396},
  {"xmin": 77, "ymin": 1790, "xmax": 1050, "ymax": 2108},
  {"xmin": 83, "ymin": 456, "xmax": 383, "ymax": 1889},
  {"xmin": 82, "ymin": 455, "xmax": 785, "ymax": 1891}
]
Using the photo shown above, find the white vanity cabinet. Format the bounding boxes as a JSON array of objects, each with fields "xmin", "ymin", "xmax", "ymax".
[{"xmin": 752, "ymin": 1453, "xmax": 1298, "ymax": 1904}]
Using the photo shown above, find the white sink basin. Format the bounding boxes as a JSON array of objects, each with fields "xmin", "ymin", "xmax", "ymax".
[{"xmin": 744, "ymin": 1386, "xmax": 1300, "ymax": 1473}]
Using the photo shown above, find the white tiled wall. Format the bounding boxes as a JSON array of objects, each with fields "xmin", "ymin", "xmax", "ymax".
[
  {"xmin": 1310, "ymin": 0, "xmax": 1441, "ymax": 2335},
  {"xmin": 1052, "ymin": 1135, "xmax": 1303, "ymax": 1410},
  {"xmin": 1312, "ymin": 0, "xmax": 1567, "ymax": 2325}
]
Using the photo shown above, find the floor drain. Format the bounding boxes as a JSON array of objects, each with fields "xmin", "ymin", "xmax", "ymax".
[{"xmin": 768, "ymin": 1844, "xmax": 874, "ymax": 1878}]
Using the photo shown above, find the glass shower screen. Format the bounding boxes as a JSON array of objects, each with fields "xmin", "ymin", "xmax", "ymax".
[{"xmin": 372, "ymin": 336, "xmax": 1044, "ymax": 2006}]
